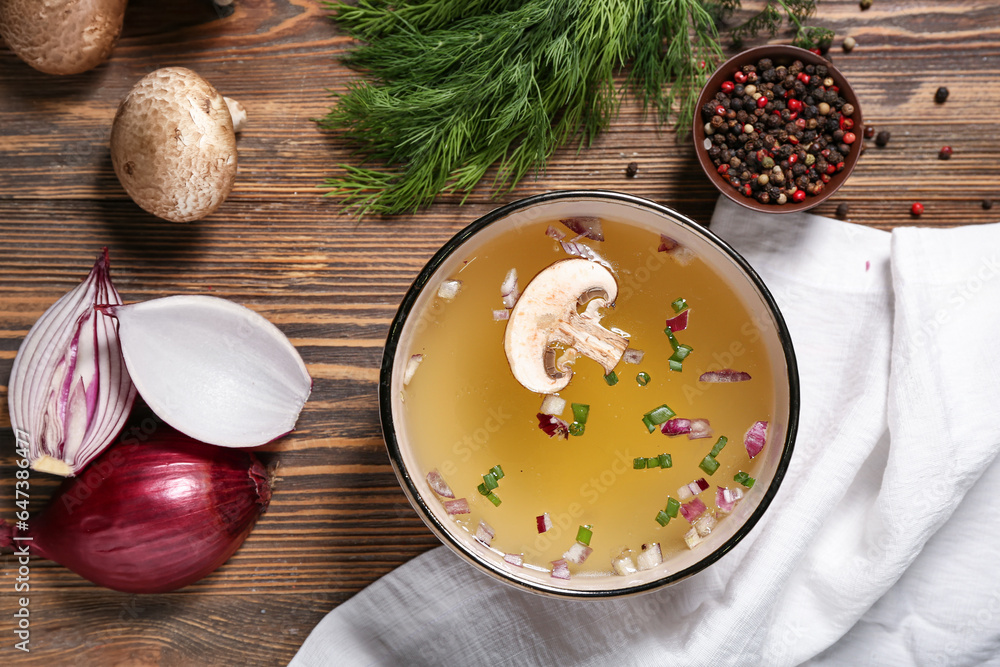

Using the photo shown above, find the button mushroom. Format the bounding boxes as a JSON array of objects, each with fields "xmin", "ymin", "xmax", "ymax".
[
  {"xmin": 504, "ymin": 259, "xmax": 629, "ymax": 394},
  {"xmin": 110, "ymin": 67, "xmax": 245, "ymax": 223},
  {"xmin": 0, "ymin": 0, "xmax": 128, "ymax": 75}
]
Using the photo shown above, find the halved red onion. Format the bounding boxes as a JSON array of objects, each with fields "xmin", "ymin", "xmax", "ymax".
[
  {"xmin": 678, "ymin": 478, "xmax": 709, "ymax": 500},
  {"xmin": 612, "ymin": 548, "xmax": 638, "ymax": 575},
  {"xmin": 102, "ymin": 296, "xmax": 311, "ymax": 449},
  {"xmin": 500, "ymin": 268, "xmax": 519, "ymax": 308},
  {"xmin": 438, "ymin": 279, "xmax": 462, "ymax": 300},
  {"xmin": 404, "ymin": 354, "xmax": 423, "ymax": 385},
  {"xmin": 563, "ymin": 541, "xmax": 593, "ymax": 564},
  {"xmin": 492, "ymin": 309, "xmax": 510, "ymax": 321},
  {"xmin": 560, "ymin": 216, "xmax": 604, "ymax": 241},
  {"xmin": 560, "ymin": 241, "xmax": 612, "ymax": 269},
  {"xmin": 504, "ymin": 553, "xmax": 524, "ymax": 567},
  {"xmin": 637, "ymin": 542, "xmax": 662, "ymax": 571},
  {"xmin": 688, "ymin": 418, "xmax": 713, "ymax": 440},
  {"xmin": 539, "ymin": 394, "xmax": 566, "ymax": 416},
  {"xmin": 550, "ymin": 558, "xmax": 571, "ymax": 580},
  {"xmin": 622, "ymin": 348, "xmax": 645, "ymax": 365},
  {"xmin": 680, "ymin": 498, "xmax": 707, "ymax": 523},
  {"xmin": 8, "ymin": 249, "xmax": 136, "ymax": 476},
  {"xmin": 699, "ymin": 369, "xmax": 752, "ymax": 383},
  {"xmin": 661, "ymin": 418, "xmax": 692, "ymax": 436},
  {"xmin": 537, "ymin": 413, "xmax": 569, "ymax": 439},
  {"xmin": 745, "ymin": 420, "xmax": 768, "ymax": 459},
  {"xmin": 716, "ymin": 486, "xmax": 744, "ymax": 515},
  {"xmin": 475, "ymin": 520, "xmax": 495, "ymax": 547},
  {"xmin": 426, "ymin": 469, "xmax": 455, "ymax": 498},
  {"xmin": 444, "ymin": 498, "xmax": 470, "ymax": 515},
  {"xmin": 545, "ymin": 225, "xmax": 566, "ymax": 241},
  {"xmin": 536, "ymin": 512, "xmax": 553, "ymax": 533},
  {"xmin": 664, "ymin": 309, "xmax": 689, "ymax": 332}
]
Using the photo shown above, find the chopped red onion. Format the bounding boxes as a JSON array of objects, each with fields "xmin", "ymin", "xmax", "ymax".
[
  {"xmin": 694, "ymin": 513, "xmax": 717, "ymax": 537},
  {"xmin": 560, "ymin": 241, "xmax": 612, "ymax": 269},
  {"xmin": 403, "ymin": 354, "xmax": 423, "ymax": 386},
  {"xmin": 622, "ymin": 348, "xmax": 645, "ymax": 365},
  {"xmin": 500, "ymin": 268, "xmax": 519, "ymax": 308},
  {"xmin": 658, "ymin": 235, "xmax": 679, "ymax": 252},
  {"xmin": 612, "ymin": 548, "xmax": 638, "ymax": 575},
  {"xmin": 426, "ymin": 469, "xmax": 454, "ymax": 498},
  {"xmin": 664, "ymin": 309, "xmax": 689, "ymax": 332},
  {"xmin": 661, "ymin": 418, "xmax": 692, "ymax": 436},
  {"xmin": 716, "ymin": 486, "xmax": 744, "ymax": 515},
  {"xmin": 680, "ymin": 498, "xmax": 707, "ymax": 523},
  {"xmin": 545, "ymin": 225, "xmax": 566, "ymax": 241},
  {"xmin": 560, "ymin": 216, "xmax": 604, "ymax": 241},
  {"xmin": 537, "ymin": 412, "xmax": 570, "ymax": 439},
  {"xmin": 475, "ymin": 520, "xmax": 495, "ymax": 547},
  {"xmin": 637, "ymin": 542, "xmax": 662, "ymax": 571},
  {"xmin": 688, "ymin": 418, "xmax": 713, "ymax": 440},
  {"xmin": 563, "ymin": 541, "xmax": 593, "ymax": 564},
  {"xmin": 444, "ymin": 498, "xmax": 470, "ymax": 515},
  {"xmin": 745, "ymin": 420, "xmax": 768, "ymax": 459},
  {"xmin": 677, "ymin": 478, "xmax": 709, "ymax": 499},
  {"xmin": 539, "ymin": 394, "xmax": 566, "ymax": 416},
  {"xmin": 550, "ymin": 558, "xmax": 571, "ymax": 580},
  {"xmin": 536, "ymin": 512, "xmax": 553, "ymax": 533},
  {"xmin": 658, "ymin": 235, "xmax": 695, "ymax": 265},
  {"xmin": 492, "ymin": 309, "xmax": 510, "ymax": 321},
  {"xmin": 504, "ymin": 553, "xmax": 524, "ymax": 567},
  {"xmin": 684, "ymin": 527, "xmax": 706, "ymax": 549},
  {"xmin": 438, "ymin": 279, "xmax": 462, "ymax": 300},
  {"xmin": 699, "ymin": 369, "xmax": 752, "ymax": 383}
]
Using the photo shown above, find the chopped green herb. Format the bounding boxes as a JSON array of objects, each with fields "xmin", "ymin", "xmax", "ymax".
[
  {"xmin": 658, "ymin": 453, "xmax": 672, "ymax": 468},
  {"xmin": 477, "ymin": 482, "xmax": 490, "ymax": 496},
  {"xmin": 641, "ymin": 414, "xmax": 657, "ymax": 433},
  {"xmin": 671, "ymin": 297, "xmax": 689, "ymax": 313},
  {"xmin": 645, "ymin": 456, "xmax": 660, "ymax": 468},
  {"xmin": 644, "ymin": 404, "xmax": 676, "ymax": 427},
  {"xmin": 669, "ymin": 344, "xmax": 693, "ymax": 362},
  {"xmin": 486, "ymin": 492, "xmax": 502, "ymax": 507},
  {"xmin": 491, "ymin": 465, "xmax": 504, "ymax": 480},
  {"xmin": 572, "ymin": 403, "xmax": 590, "ymax": 424},
  {"xmin": 699, "ymin": 455, "xmax": 720, "ymax": 475},
  {"xmin": 633, "ymin": 457, "xmax": 647, "ymax": 469},
  {"xmin": 655, "ymin": 510, "xmax": 671, "ymax": 527},
  {"xmin": 604, "ymin": 370, "xmax": 619, "ymax": 386},
  {"xmin": 664, "ymin": 326, "xmax": 680, "ymax": 350},
  {"xmin": 734, "ymin": 471, "xmax": 756, "ymax": 488},
  {"xmin": 709, "ymin": 436, "xmax": 728, "ymax": 458},
  {"xmin": 669, "ymin": 359, "xmax": 684, "ymax": 372},
  {"xmin": 636, "ymin": 371, "xmax": 651, "ymax": 386},
  {"xmin": 665, "ymin": 497, "xmax": 681, "ymax": 518},
  {"xmin": 569, "ymin": 421, "xmax": 586, "ymax": 436},
  {"xmin": 483, "ymin": 472, "xmax": 499, "ymax": 490},
  {"xmin": 576, "ymin": 524, "xmax": 593, "ymax": 546}
]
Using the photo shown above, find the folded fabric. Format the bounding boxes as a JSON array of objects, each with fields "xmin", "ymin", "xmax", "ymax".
[{"xmin": 290, "ymin": 197, "xmax": 1000, "ymax": 667}]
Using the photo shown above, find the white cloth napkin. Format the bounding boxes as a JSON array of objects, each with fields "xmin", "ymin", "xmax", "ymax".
[{"xmin": 290, "ymin": 197, "xmax": 1000, "ymax": 667}]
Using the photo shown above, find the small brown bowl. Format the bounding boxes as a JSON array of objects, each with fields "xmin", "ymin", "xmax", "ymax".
[{"xmin": 693, "ymin": 44, "xmax": 864, "ymax": 214}]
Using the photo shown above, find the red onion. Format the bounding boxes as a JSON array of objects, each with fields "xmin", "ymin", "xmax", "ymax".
[
  {"xmin": 658, "ymin": 235, "xmax": 680, "ymax": 253},
  {"xmin": 678, "ymin": 477, "xmax": 709, "ymax": 500},
  {"xmin": 688, "ymin": 418, "xmax": 713, "ymax": 440},
  {"xmin": 492, "ymin": 309, "xmax": 510, "ymax": 321},
  {"xmin": 560, "ymin": 216, "xmax": 604, "ymax": 241},
  {"xmin": 437, "ymin": 279, "xmax": 462, "ymax": 300},
  {"xmin": 680, "ymin": 498, "xmax": 707, "ymax": 523},
  {"xmin": 444, "ymin": 498, "xmax": 470, "ymax": 515},
  {"xmin": 745, "ymin": 420, "xmax": 768, "ymax": 459},
  {"xmin": 622, "ymin": 348, "xmax": 645, "ymax": 364},
  {"xmin": 550, "ymin": 558, "xmax": 571, "ymax": 579},
  {"xmin": 403, "ymin": 354, "xmax": 423, "ymax": 386},
  {"xmin": 537, "ymin": 412, "xmax": 569, "ymax": 439},
  {"xmin": 658, "ymin": 235, "xmax": 694, "ymax": 265},
  {"xmin": 563, "ymin": 541, "xmax": 592, "ymax": 564},
  {"xmin": 661, "ymin": 418, "xmax": 692, "ymax": 435},
  {"xmin": 716, "ymin": 486, "xmax": 744, "ymax": 514},
  {"xmin": 426, "ymin": 469, "xmax": 454, "ymax": 498},
  {"xmin": 500, "ymin": 268, "xmax": 519, "ymax": 309},
  {"xmin": 536, "ymin": 512, "xmax": 553, "ymax": 533},
  {"xmin": 504, "ymin": 553, "xmax": 524, "ymax": 567},
  {"xmin": 637, "ymin": 542, "xmax": 662, "ymax": 571},
  {"xmin": 475, "ymin": 520, "xmax": 495, "ymax": 547},
  {"xmin": 545, "ymin": 225, "xmax": 566, "ymax": 241},
  {"xmin": 699, "ymin": 369, "xmax": 752, "ymax": 383},
  {"xmin": 664, "ymin": 309, "xmax": 689, "ymax": 332},
  {"xmin": 6, "ymin": 428, "xmax": 270, "ymax": 594}
]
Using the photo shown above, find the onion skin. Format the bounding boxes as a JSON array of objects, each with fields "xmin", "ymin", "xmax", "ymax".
[{"xmin": 12, "ymin": 428, "xmax": 271, "ymax": 594}]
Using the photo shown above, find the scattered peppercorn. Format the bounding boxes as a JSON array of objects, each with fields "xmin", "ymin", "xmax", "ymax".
[
  {"xmin": 836, "ymin": 202, "xmax": 849, "ymax": 220},
  {"xmin": 875, "ymin": 130, "xmax": 891, "ymax": 147},
  {"xmin": 939, "ymin": 146, "xmax": 952, "ymax": 160},
  {"xmin": 983, "ymin": 199, "xmax": 994, "ymax": 210},
  {"xmin": 842, "ymin": 36, "xmax": 857, "ymax": 53},
  {"xmin": 864, "ymin": 125, "xmax": 875, "ymax": 139},
  {"xmin": 935, "ymin": 87, "xmax": 949, "ymax": 104},
  {"xmin": 860, "ymin": 0, "xmax": 872, "ymax": 9},
  {"xmin": 911, "ymin": 202, "xmax": 924, "ymax": 217},
  {"xmin": 625, "ymin": 161, "xmax": 639, "ymax": 178}
]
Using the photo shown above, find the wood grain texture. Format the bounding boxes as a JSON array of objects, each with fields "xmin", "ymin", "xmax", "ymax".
[{"xmin": 1, "ymin": 0, "xmax": 998, "ymax": 664}]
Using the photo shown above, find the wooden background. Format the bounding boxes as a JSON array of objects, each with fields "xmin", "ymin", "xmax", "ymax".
[{"xmin": 1, "ymin": 0, "xmax": 998, "ymax": 664}]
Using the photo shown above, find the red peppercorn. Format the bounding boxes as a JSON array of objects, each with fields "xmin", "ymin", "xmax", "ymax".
[
  {"xmin": 718, "ymin": 164, "xmax": 730, "ymax": 175},
  {"xmin": 795, "ymin": 117, "xmax": 807, "ymax": 129},
  {"xmin": 715, "ymin": 105, "xmax": 726, "ymax": 116},
  {"xmin": 836, "ymin": 161, "xmax": 845, "ymax": 171},
  {"xmin": 787, "ymin": 99, "xmax": 803, "ymax": 112},
  {"xmin": 734, "ymin": 71, "xmax": 747, "ymax": 84},
  {"xmin": 797, "ymin": 72, "xmax": 811, "ymax": 84},
  {"xmin": 809, "ymin": 48, "xmax": 822, "ymax": 56},
  {"xmin": 792, "ymin": 189, "xmax": 807, "ymax": 203},
  {"xmin": 743, "ymin": 184, "xmax": 752, "ymax": 197},
  {"xmin": 939, "ymin": 146, "xmax": 953, "ymax": 160},
  {"xmin": 826, "ymin": 163, "xmax": 837, "ymax": 174},
  {"xmin": 843, "ymin": 132, "xmax": 857, "ymax": 144},
  {"xmin": 841, "ymin": 118, "xmax": 855, "ymax": 131},
  {"xmin": 721, "ymin": 81, "xmax": 735, "ymax": 93},
  {"xmin": 788, "ymin": 135, "xmax": 800, "ymax": 145},
  {"xmin": 788, "ymin": 154, "xmax": 799, "ymax": 165},
  {"xmin": 821, "ymin": 173, "xmax": 831, "ymax": 183},
  {"xmin": 911, "ymin": 202, "xmax": 924, "ymax": 216},
  {"xmin": 756, "ymin": 95, "xmax": 768, "ymax": 109}
]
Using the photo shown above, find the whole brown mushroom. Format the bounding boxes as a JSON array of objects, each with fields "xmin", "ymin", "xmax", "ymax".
[
  {"xmin": 0, "ymin": 0, "xmax": 128, "ymax": 75},
  {"xmin": 110, "ymin": 67, "xmax": 245, "ymax": 223}
]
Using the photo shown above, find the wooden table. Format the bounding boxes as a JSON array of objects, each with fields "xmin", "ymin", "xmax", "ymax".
[{"xmin": 1, "ymin": 1, "xmax": 997, "ymax": 663}]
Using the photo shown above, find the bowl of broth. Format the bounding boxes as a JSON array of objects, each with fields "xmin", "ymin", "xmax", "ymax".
[{"xmin": 380, "ymin": 190, "xmax": 798, "ymax": 597}]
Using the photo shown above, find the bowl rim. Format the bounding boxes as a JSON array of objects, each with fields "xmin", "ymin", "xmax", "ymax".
[
  {"xmin": 378, "ymin": 189, "xmax": 800, "ymax": 598},
  {"xmin": 693, "ymin": 44, "xmax": 864, "ymax": 214}
]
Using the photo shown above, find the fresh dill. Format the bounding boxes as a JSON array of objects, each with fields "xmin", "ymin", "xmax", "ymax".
[{"xmin": 320, "ymin": 0, "xmax": 827, "ymax": 216}]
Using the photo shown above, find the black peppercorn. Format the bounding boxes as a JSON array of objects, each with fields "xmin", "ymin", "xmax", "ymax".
[
  {"xmin": 860, "ymin": 0, "xmax": 872, "ymax": 9},
  {"xmin": 625, "ymin": 161, "xmax": 639, "ymax": 178},
  {"xmin": 875, "ymin": 130, "xmax": 891, "ymax": 147},
  {"xmin": 836, "ymin": 203, "xmax": 849, "ymax": 220},
  {"xmin": 935, "ymin": 86, "xmax": 949, "ymax": 104},
  {"xmin": 983, "ymin": 199, "xmax": 994, "ymax": 210}
]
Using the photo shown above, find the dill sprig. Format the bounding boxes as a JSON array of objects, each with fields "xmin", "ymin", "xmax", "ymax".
[
  {"xmin": 320, "ymin": 0, "xmax": 722, "ymax": 216},
  {"xmin": 722, "ymin": 0, "xmax": 833, "ymax": 51}
]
